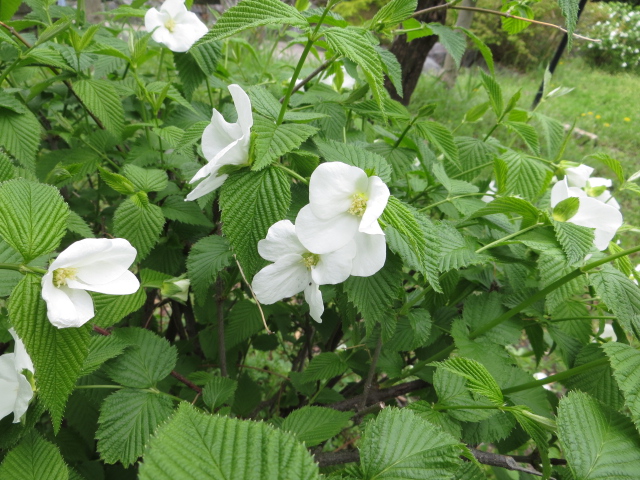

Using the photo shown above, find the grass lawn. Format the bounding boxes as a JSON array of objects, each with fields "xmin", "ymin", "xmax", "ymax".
[{"xmin": 411, "ymin": 56, "xmax": 640, "ymax": 246}]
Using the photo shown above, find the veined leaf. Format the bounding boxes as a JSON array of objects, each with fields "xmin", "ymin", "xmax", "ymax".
[
  {"xmin": 315, "ymin": 137, "xmax": 392, "ymax": 183},
  {"xmin": 503, "ymin": 121, "xmax": 540, "ymax": 155},
  {"xmin": 428, "ymin": 23, "xmax": 466, "ymax": 68},
  {"xmin": 436, "ymin": 357, "xmax": 503, "ymax": 405},
  {"xmin": 282, "ymin": 407, "xmax": 352, "ymax": 447},
  {"xmin": 74, "ymin": 79, "xmax": 125, "ymax": 138},
  {"xmin": 603, "ymin": 342, "xmax": 640, "ymax": 434},
  {"xmin": 0, "ymin": 108, "xmax": 41, "ymax": 171},
  {"xmin": 186, "ymin": 235, "xmax": 233, "ymax": 301},
  {"xmin": 252, "ymin": 115, "xmax": 318, "ymax": 170},
  {"xmin": 459, "ymin": 27, "xmax": 494, "ymax": 75},
  {"xmin": 469, "ymin": 196, "xmax": 541, "ymax": 229},
  {"xmin": 123, "ymin": 164, "xmax": 168, "ymax": 193},
  {"xmin": 586, "ymin": 152, "xmax": 625, "ymax": 183},
  {"xmin": 302, "ymin": 352, "xmax": 348, "ymax": 382},
  {"xmin": 413, "ymin": 120, "xmax": 459, "ymax": 168},
  {"xmin": 203, "ymin": 377, "xmax": 238, "ymax": 409},
  {"xmin": 113, "ymin": 194, "xmax": 166, "ymax": 260},
  {"xmin": 495, "ymin": 150, "xmax": 551, "ymax": 201},
  {"xmin": 591, "ymin": 265, "xmax": 640, "ymax": 339},
  {"xmin": 371, "ymin": 0, "xmax": 417, "ymax": 30},
  {"xmin": 552, "ymin": 220, "xmax": 594, "ymax": 265},
  {"xmin": 139, "ymin": 403, "xmax": 321, "ymax": 480},
  {"xmin": 80, "ymin": 334, "xmax": 131, "ymax": 376},
  {"xmin": 559, "ymin": 0, "xmax": 580, "ymax": 49},
  {"xmin": 161, "ymin": 196, "xmax": 214, "ymax": 227},
  {"xmin": 91, "ymin": 288, "xmax": 146, "ymax": 328},
  {"xmin": 0, "ymin": 432, "xmax": 68, "ymax": 480},
  {"xmin": 480, "ymin": 71, "xmax": 503, "ymax": 118}
]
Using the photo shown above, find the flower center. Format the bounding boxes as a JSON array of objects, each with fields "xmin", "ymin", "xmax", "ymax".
[
  {"xmin": 348, "ymin": 193, "xmax": 368, "ymax": 217},
  {"xmin": 52, "ymin": 267, "xmax": 78, "ymax": 287},
  {"xmin": 585, "ymin": 185, "xmax": 607, "ymax": 198},
  {"xmin": 164, "ymin": 18, "xmax": 177, "ymax": 32},
  {"xmin": 302, "ymin": 252, "xmax": 320, "ymax": 270}
]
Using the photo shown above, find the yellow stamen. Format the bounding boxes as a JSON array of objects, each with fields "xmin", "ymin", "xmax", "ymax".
[
  {"xmin": 302, "ymin": 252, "xmax": 319, "ymax": 269},
  {"xmin": 348, "ymin": 193, "xmax": 368, "ymax": 217},
  {"xmin": 52, "ymin": 267, "xmax": 78, "ymax": 287},
  {"xmin": 164, "ymin": 18, "xmax": 177, "ymax": 32}
]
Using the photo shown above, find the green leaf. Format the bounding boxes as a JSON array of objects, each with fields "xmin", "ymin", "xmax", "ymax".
[
  {"xmin": 186, "ymin": 235, "xmax": 233, "ymax": 301},
  {"xmin": 552, "ymin": 220, "xmax": 594, "ymax": 264},
  {"xmin": 413, "ymin": 120, "xmax": 460, "ymax": 168},
  {"xmin": 428, "ymin": 23, "xmax": 466, "ymax": 68},
  {"xmin": 371, "ymin": 0, "xmax": 416, "ymax": 29},
  {"xmin": 123, "ymin": 164, "xmax": 168, "ymax": 193},
  {"xmin": 91, "ymin": 288, "xmax": 146, "ymax": 328},
  {"xmin": 113, "ymin": 194, "xmax": 166, "ymax": 260},
  {"xmin": 8, "ymin": 275, "xmax": 91, "ymax": 432},
  {"xmin": 249, "ymin": 87, "xmax": 282, "ymax": 120},
  {"xmin": 435, "ymin": 221, "xmax": 492, "ymax": 272},
  {"xmin": 534, "ymin": 112, "xmax": 564, "ymax": 158},
  {"xmin": 591, "ymin": 265, "xmax": 640, "ymax": 339},
  {"xmin": 558, "ymin": 391, "xmax": 640, "ymax": 479},
  {"xmin": 139, "ymin": 403, "xmax": 321, "ymax": 480},
  {"xmin": 470, "ymin": 196, "xmax": 541, "ymax": 229},
  {"xmin": 359, "ymin": 408, "xmax": 463, "ymax": 480},
  {"xmin": 480, "ymin": 71, "xmax": 503, "ymax": 118},
  {"xmin": 558, "ymin": 0, "xmax": 580, "ymax": 49},
  {"xmin": 252, "ymin": 115, "xmax": 318, "ymax": 170},
  {"xmin": 506, "ymin": 406, "xmax": 551, "ymax": 478},
  {"xmin": 220, "ymin": 168, "xmax": 291, "ymax": 278},
  {"xmin": 0, "ymin": 240, "xmax": 22, "ymax": 297},
  {"xmin": 0, "ymin": 432, "xmax": 68, "ymax": 480},
  {"xmin": 448, "ymin": 136, "xmax": 495, "ymax": 181},
  {"xmin": 0, "ymin": 0, "xmax": 22, "ymax": 21},
  {"xmin": 282, "ymin": 407, "xmax": 352, "ymax": 447},
  {"xmin": 503, "ymin": 121, "xmax": 540, "ymax": 155},
  {"xmin": 0, "ymin": 179, "xmax": 69, "ymax": 263},
  {"xmin": 433, "ymin": 368, "xmax": 497, "ymax": 423},
  {"xmin": 436, "ymin": 357, "xmax": 503, "ymax": 405},
  {"xmin": 459, "ymin": 27, "xmax": 494, "ymax": 75},
  {"xmin": 81, "ymin": 334, "xmax": 131, "ymax": 376},
  {"xmin": 501, "ymin": 4, "xmax": 534, "ymax": 34},
  {"xmin": 74, "ymin": 79, "xmax": 125, "ymax": 138},
  {"xmin": 99, "ymin": 167, "xmax": 137, "ymax": 195},
  {"xmin": 315, "ymin": 137, "xmax": 392, "ymax": 183},
  {"xmin": 381, "ymin": 196, "xmax": 441, "ymax": 292},
  {"xmin": 303, "ymin": 352, "xmax": 348, "ymax": 382},
  {"xmin": 377, "ymin": 47, "xmax": 403, "ymax": 97},
  {"xmin": 196, "ymin": 0, "xmax": 308, "ymax": 44},
  {"xmin": 203, "ymin": 377, "xmax": 238, "ymax": 409},
  {"xmin": 385, "ymin": 308, "xmax": 432, "ymax": 351},
  {"xmin": 586, "ymin": 152, "xmax": 625, "ymax": 183},
  {"xmin": 343, "ymin": 253, "xmax": 402, "ymax": 339},
  {"xmin": 161, "ymin": 196, "xmax": 214, "ymax": 227},
  {"xmin": 66, "ymin": 210, "xmax": 94, "ymax": 238},
  {"xmin": 603, "ymin": 342, "xmax": 640, "ymax": 433},
  {"xmin": 103, "ymin": 328, "xmax": 177, "ymax": 388},
  {"xmin": 324, "ymin": 27, "xmax": 386, "ymax": 114},
  {"xmin": 96, "ymin": 389, "xmax": 174, "ymax": 467},
  {"xmin": 0, "ymin": 151, "xmax": 16, "ymax": 182},
  {"xmin": 0, "ymin": 108, "xmax": 41, "ymax": 171}
]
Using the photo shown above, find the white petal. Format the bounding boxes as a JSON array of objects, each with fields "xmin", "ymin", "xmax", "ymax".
[
  {"xmin": 69, "ymin": 270, "xmax": 140, "ymax": 295},
  {"xmin": 311, "ymin": 240, "xmax": 356, "ymax": 285},
  {"xmin": 258, "ymin": 220, "xmax": 306, "ymax": 262},
  {"xmin": 8, "ymin": 329, "xmax": 33, "ymax": 374},
  {"xmin": 42, "ymin": 274, "xmax": 94, "ymax": 328},
  {"xmin": 160, "ymin": 0, "xmax": 187, "ymax": 18},
  {"xmin": 185, "ymin": 173, "xmax": 228, "ymax": 201},
  {"xmin": 228, "ymin": 84, "xmax": 253, "ymax": 136},
  {"xmin": 296, "ymin": 205, "xmax": 360, "ymax": 254},
  {"xmin": 569, "ymin": 197, "xmax": 623, "ymax": 251},
  {"xmin": 550, "ymin": 178, "xmax": 580, "ymax": 207},
  {"xmin": 201, "ymin": 111, "xmax": 243, "ymax": 161},
  {"xmin": 0, "ymin": 355, "xmax": 19, "ymax": 422},
  {"xmin": 144, "ymin": 8, "xmax": 166, "ymax": 32},
  {"xmin": 252, "ymin": 255, "xmax": 310, "ymax": 304},
  {"xmin": 565, "ymin": 165, "xmax": 594, "ymax": 188},
  {"xmin": 351, "ymin": 233, "xmax": 387, "ymax": 277},
  {"xmin": 188, "ymin": 156, "xmax": 221, "ymax": 184},
  {"xmin": 12, "ymin": 373, "xmax": 33, "ymax": 423},
  {"xmin": 50, "ymin": 238, "xmax": 136, "ymax": 271},
  {"xmin": 588, "ymin": 177, "xmax": 613, "ymax": 188},
  {"xmin": 304, "ymin": 283, "xmax": 324, "ymax": 323},
  {"xmin": 309, "ymin": 162, "xmax": 368, "ymax": 220},
  {"xmin": 360, "ymin": 176, "xmax": 389, "ymax": 235}
]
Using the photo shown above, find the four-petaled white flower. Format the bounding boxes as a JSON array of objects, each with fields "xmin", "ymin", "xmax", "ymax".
[
  {"xmin": 41, "ymin": 238, "xmax": 140, "ymax": 329},
  {"xmin": 564, "ymin": 164, "xmax": 620, "ymax": 209},
  {"xmin": 252, "ymin": 220, "xmax": 356, "ymax": 323},
  {"xmin": 186, "ymin": 84, "xmax": 253, "ymax": 201},
  {"xmin": 145, "ymin": 0, "xmax": 208, "ymax": 53},
  {"xmin": 0, "ymin": 328, "xmax": 34, "ymax": 423},
  {"xmin": 551, "ymin": 178, "xmax": 623, "ymax": 251},
  {"xmin": 295, "ymin": 162, "xmax": 389, "ymax": 276}
]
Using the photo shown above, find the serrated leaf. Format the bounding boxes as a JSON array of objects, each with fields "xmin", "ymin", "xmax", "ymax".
[
  {"xmin": 434, "ymin": 368, "xmax": 497, "ymax": 423},
  {"xmin": 437, "ymin": 357, "xmax": 503, "ymax": 405},
  {"xmin": 435, "ymin": 221, "xmax": 491, "ymax": 272},
  {"xmin": 315, "ymin": 137, "xmax": 391, "ymax": 183},
  {"xmin": 66, "ymin": 210, "xmax": 94, "ymax": 238},
  {"xmin": 377, "ymin": 47, "xmax": 403, "ymax": 98},
  {"xmin": 8, "ymin": 275, "xmax": 91, "ymax": 432},
  {"xmin": 586, "ymin": 152, "xmax": 625, "ymax": 183},
  {"xmin": 252, "ymin": 115, "xmax": 318, "ymax": 170},
  {"xmin": 495, "ymin": 150, "xmax": 551, "ymax": 201},
  {"xmin": 123, "ymin": 164, "xmax": 168, "ymax": 193},
  {"xmin": 303, "ymin": 352, "xmax": 348, "ymax": 382},
  {"xmin": 196, "ymin": 0, "xmax": 308, "ymax": 45},
  {"xmin": 113, "ymin": 195, "xmax": 166, "ymax": 260},
  {"xmin": 539, "ymin": 247, "xmax": 586, "ymax": 314},
  {"xmin": 91, "ymin": 288, "xmax": 146, "ymax": 328},
  {"xmin": 371, "ymin": 0, "xmax": 416, "ymax": 29},
  {"xmin": 96, "ymin": 389, "xmax": 174, "ymax": 467},
  {"xmin": 360, "ymin": 408, "xmax": 463, "ymax": 480},
  {"xmin": 74, "ymin": 79, "xmax": 124, "ymax": 137},
  {"xmin": 249, "ymin": 87, "xmax": 281, "ymax": 120},
  {"xmin": 603, "ymin": 342, "xmax": 640, "ymax": 434},
  {"xmin": 558, "ymin": 391, "xmax": 640, "ymax": 479},
  {"xmin": 591, "ymin": 265, "xmax": 640, "ymax": 339},
  {"xmin": 81, "ymin": 334, "xmax": 131, "ymax": 376},
  {"xmin": 480, "ymin": 71, "xmax": 503, "ymax": 118},
  {"xmin": 469, "ymin": 196, "xmax": 541, "ymax": 229},
  {"xmin": 0, "ymin": 179, "xmax": 69, "ymax": 263},
  {"xmin": 503, "ymin": 121, "xmax": 540, "ymax": 155},
  {"xmin": 414, "ymin": 120, "xmax": 460, "ymax": 168},
  {"xmin": 103, "ymin": 328, "xmax": 177, "ymax": 388},
  {"xmin": 220, "ymin": 168, "xmax": 291, "ymax": 278},
  {"xmin": 99, "ymin": 167, "xmax": 137, "ymax": 195},
  {"xmin": 0, "ymin": 432, "xmax": 68, "ymax": 480},
  {"xmin": 428, "ymin": 23, "xmax": 466, "ymax": 68},
  {"xmin": 139, "ymin": 403, "xmax": 320, "ymax": 480},
  {"xmin": 558, "ymin": 0, "xmax": 580, "ymax": 49},
  {"xmin": 161, "ymin": 195, "xmax": 214, "ymax": 227},
  {"xmin": 203, "ymin": 376, "xmax": 238, "ymax": 409},
  {"xmin": 552, "ymin": 220, "xmax": 594, "ymax": 264},
  {"xmin": 459, "ymin": 27, "xmax": 494, "ymax": 75},
  {"xmin": 0, "ymin": 108, "xmax": 41, "ymax": 171},
  {"xmin": 282, "ymin": 407, "xmax": 352, "ymax": 447},
  {"xmin": 447, "ymin": 136, "xmax": 495, "ymax": 181},
  {"xmin": 187, "ymin": 235, "xmax": 233, "ymax": 301}
]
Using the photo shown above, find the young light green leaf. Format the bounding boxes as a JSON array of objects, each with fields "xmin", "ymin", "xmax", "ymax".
[
  {"xmin": 0, "ymin": 432, "xmax": 68, "ymax": 480},
  {"xmin": 123, "ymin": 164, "xmax": 168, "ymax": 193},
  {"xmin": 371, "ymin": 0, "xmax": 417, "ymax": 29},
  {"xmin": 428, "ymin": 23, "xmax": 466, "ymax": 68},
  {"xmin": 74, "ymin": 79, "xmax": 125, "ymax": 138},
  {"xmin": 203, "ymin": 377, "xmax": 238, "ymax": 409},
  {"xmin": 470, "ymin": 196, "xmax": 541, "ymax": 229},
  {"xmin": 186, "ymin": 235, "xmax": 233, "ymax": 301},
  {"xmin": 558, "ymin": 0, "xmax": 580, "ymax": 49},
  {"xmin": 315, "ymin": 137, "xmax": 392, "ymax": 183},
  {"xmin": 459, "ymin": 27, "xmax": 494, "ymax": 75},
  {"xmin": 252, "ymin": 115, "xmax": 318, "ymax": 170},
  {"xmin": 586, "ymin": 152, "xmax": 625, "ymax": 183},
  {"xmin": 436, "ymin": 357, "xmax": 504, "ymax": 406},
  {"xmin": 161, "ymin": 196, "xmax": 214, "ymax": 227},
  {"xmin": 503, "ymin": 121, "xmax": 540, "ymax": 155},
  {"xmin": 480, "ymin": 71, "xmax": 503, "ymax": 118},
  {"xmin": 113, "ymin": 194, "xmax": 166, "ymax": 260},
  {"xmin": 99, "ymin": 167, "xmax": 137, "ymax": 195},
  {"xmin": 413, "ymin": 120, "xmax": 460, "ymax": 168},
  {"xmin": 282, "ymin": 407, "xmax": 353, "ymax": 447}
]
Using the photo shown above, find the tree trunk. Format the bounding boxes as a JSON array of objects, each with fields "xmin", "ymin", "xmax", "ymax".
[
  {"xmin": 442, "ymin": 0, "xmax": 477, "ymax": 88},
  {"xmin": 384, "ymin": 0, "xmax": 447, "ymax": 105}
]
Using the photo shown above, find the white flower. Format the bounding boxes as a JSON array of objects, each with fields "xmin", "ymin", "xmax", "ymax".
[
  {"xmin": 600, "ymin": 323, "xmax": 617, "ymax": 341},
  {"xmin": 41, "ymin": 239, "xmax": 140, "ymax": 329},
  {"xmin": 186, "ymin": 84, "xmax": 253, "ymax": 201},
  {"xmin": 321, "ymin": 67, "xmax": 357, "ymax": 90},
  {"xmin": 0, "ymin": 329, "xmax": 34, "ymax": 423},
  {"xmin": 550, "ymin": 178, "xmax": 623, "ymax": 251},
  {"xmin": 532, "ymin": 372, "xmax": 552, "ymax": 391},
  {"xmin": 564, "ymin": 164, "xmax": 620, "ymax": 209},
  {"xmin": 481, "ymin": 180, "xmax": 497, "ymax": 203},
  {"xmin": 296, "ymin": 162, "xmax": 389, "ymax": 269},
  {"xmin": 144, "ymin": 0, "xmax": 208, "ymax": 53},
  {"xmin": 251, "ymin": 220, "xmax": 356, "ymax": 323}
]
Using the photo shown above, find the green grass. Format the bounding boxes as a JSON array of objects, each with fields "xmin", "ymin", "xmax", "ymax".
[{"xmin": 411, "ymin": 56, "xmax": 640, "ymax": 245}]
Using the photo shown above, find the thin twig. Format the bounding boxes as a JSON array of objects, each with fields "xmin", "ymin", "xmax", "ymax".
[
  {"xmin": 216, "ymin": 277, "xmax": 228, "ymax": 377},
  {"xmin": 408, "ymin": 5, "xmax": 599, "ymax": 42},
  {"xmin": 413, "ymin": 0, "xmax": 461, "ymax": 16},
  {"xmin": 279, "ymin": 57, "xmax": 336, "ymax": 102},
  {"xmin": 329, "ymin": 379, "xmax": 429, "ymax": 411},
  {"xmin": 359, "ymin": 337, "xmax": 383, "ymax": 410},
  {"xmin": 234, "ymin": 255, "xmax": 271, "ymax": 334}
]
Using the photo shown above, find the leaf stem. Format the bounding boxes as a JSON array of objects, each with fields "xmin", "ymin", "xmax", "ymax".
[
  {"xmin": 418, "ymin": 192, "xmax": 489, "ymax": 212},
  {"xmin": 275, "ymin": 164, "xmax": 309, "ymax": 185},
  {"xmin": 393, "ymin": 120, "xmax": 414, "ymax": 148},
  {"xmin": 475, "ymin": 223, "xmax": 542, "ymax": 253}
]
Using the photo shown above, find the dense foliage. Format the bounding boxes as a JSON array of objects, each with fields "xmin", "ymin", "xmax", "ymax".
[{"xmin": 1, "ymin": 0, "xmax": 640, "ymax": 479}]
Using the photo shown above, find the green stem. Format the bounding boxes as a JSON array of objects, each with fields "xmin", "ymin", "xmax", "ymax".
[
  {"xmin": 418, "ymin": 192, "xmax": 489, "ymax": 212},
  {"xmin": 483, "ymin": 123, "xmax": 499, "ymax": 141},
  {"xmin": 0, "ymin": 58, "xmax": 21, "ymax": 86},
  {"xmin": 276, "ymin": 5, "xmax": 331, "ymax": 125},
  {"xmin": 475, "ymin": 223, "xmax": 542, "ymax": 253},
  {"xmin": 276, "ymin": 164, "xmax": 309, "ymax": 185},
  {"xmin": 502, "ymin": 358, "xmax": 609, "ymax": 394},
  {"xmin": 204, "ymin": 76, "xmax": 215, "ymax": 107},
  {"xmin": 156, "ymin": 48, "xmax": 165, "ymax": 82},
  {"xmin": 433, "ymin": 404, "xmax": 498, "ymax": 411},
  {"xmin": 0, "ymin": 263, "xmax": 24, "ymax": 272},
  {"xmin": 75, "ymin": 385, "xmax": 123, "ymax": 390},
  {"xmin": 0, "ymin": 264, "xmax": 47, "ymax": 275},
  {"xmin": 393, "ymin": 121, "xmax": 414, "ymax": 148},
  {"xmin": 549, "ymin": 316, "xmax": 616, "ymax": 323},
  {"xmin": 451, "ymin": 161, "xmax": 494, "ymax": 179}
]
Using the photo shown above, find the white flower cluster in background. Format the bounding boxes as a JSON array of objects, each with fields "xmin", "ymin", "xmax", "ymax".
[
  {"xmin": 0, "ymin": 329, "xmax": 34, "ymax": 423},
  {"xmin": 145, "ymin": 0, "xmax": 208, "ymax": 53},
  {"xmin": 252, "ymin": 162, "xmax": 390, "ymax": 323},
  {"xmin": 550, "ymin": 164, "xmax": 623, "ymax": 251}
]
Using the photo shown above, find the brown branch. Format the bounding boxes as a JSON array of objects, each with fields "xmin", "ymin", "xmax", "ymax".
[
  {"xmin": 328, "ymin": 379, "xmax": 429, "ymax": 412},
  {"xmin": 409, "ymin": 4, "xmax": 599, "ymax": 42},
  {"xmin": 279, "ymin": 57, "xmax": 336, "ymax": 102},
  {"xmin": 91, "ymin": 324, "xmax": 202, "ymax": 394},
  {"xmin": 216, "ymin": 277, "xmax": 228, "ymax": 377},
  {"xmin": 359, "ymin": 337, "xmax": 382, "ymax": 410}
]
